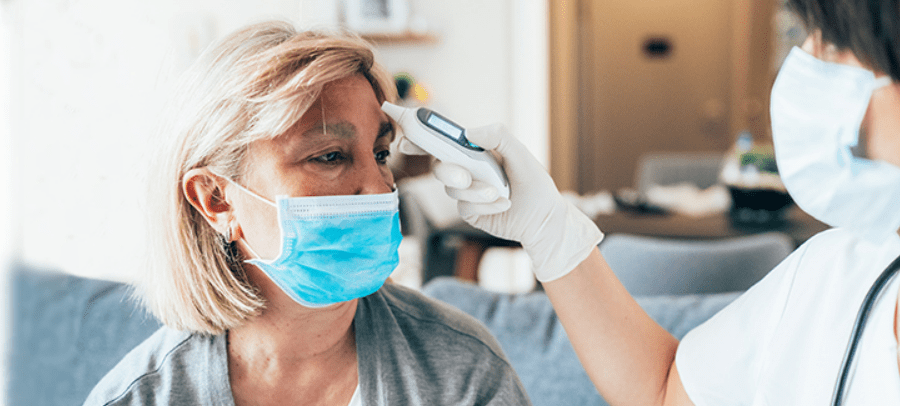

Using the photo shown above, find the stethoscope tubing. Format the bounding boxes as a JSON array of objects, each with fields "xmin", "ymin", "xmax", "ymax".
[{"xmin": 832, "ymin": 253, "xmax": 900, "ymax": 406}]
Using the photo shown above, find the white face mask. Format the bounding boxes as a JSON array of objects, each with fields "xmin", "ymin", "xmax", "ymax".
[{"xmin": 770, "ymin": 46, "xmax": 900, "ymax": 239}]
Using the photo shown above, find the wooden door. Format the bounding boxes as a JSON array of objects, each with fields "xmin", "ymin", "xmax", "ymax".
[{"xmin": 574, "ymin": 0, "xmax": 736, "ymax": 193}]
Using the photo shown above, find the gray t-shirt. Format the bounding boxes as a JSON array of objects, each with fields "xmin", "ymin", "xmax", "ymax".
[{"xmin": 83, "ymin": 284, "xmax": 531, "ymax": 405}]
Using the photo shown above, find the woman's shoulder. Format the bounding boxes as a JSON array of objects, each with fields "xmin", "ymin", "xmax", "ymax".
[
  {"xmin": 793, "ymin": 227, "xmax": 900, "ymax": 281},
  {"xmin": 802, "ymin": 226, "xmax": 900, "ymax": 250},
  {"xmin": 358, "ymin": 284, "xmax": 530, "ymax": 405},
  {"xmin": 82, "ymin": 327, "xmax": 230, "ymax": 406},
  {"xmin": 369, "ymin": 283, "xmax": 507, "ymax": 354},
  {"xmin": 683, "ymin": 227, "xmax": 900, "ymax": 333},
  {"xmin": 676, "ymin": 227, "xmax": 900, "ymax": 403}
]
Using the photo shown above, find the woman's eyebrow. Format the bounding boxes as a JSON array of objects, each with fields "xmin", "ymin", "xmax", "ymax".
[
  {"xmin": 377, "ymin": 121, "xmax": 396, "ymax": 142},
  {"xmin": 298, "ymin": 120, "xmax": 393, "ymax": 143}
]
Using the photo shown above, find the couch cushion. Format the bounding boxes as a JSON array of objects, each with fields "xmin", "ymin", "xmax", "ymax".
[
  {"xmin": 422, "ymin": 277, "xmax": 740, "ymax": 406},
  {"xmin": 9, "ymin": 264, "xmax": 161, "ymax": 406}
]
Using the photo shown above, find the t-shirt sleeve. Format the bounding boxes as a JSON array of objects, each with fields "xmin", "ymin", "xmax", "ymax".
[
  {"xmin": 360, "ymin": 285, "xmax": 533, "ymax": 405},
  {"xmin": 675, "ymin": 241, "xmax": 810, "ymax": 405},
  {"xmin": 82, "ymin": 330, "xmax": 230, "ymax": 406},
  {"xmin": 483, "ymin": 362, "xmax": 533, "ymax": 406}
]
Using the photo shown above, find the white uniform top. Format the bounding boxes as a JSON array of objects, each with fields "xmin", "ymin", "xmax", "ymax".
[
  {"xmin": 677, "ymin": 228, "xmax": 900, "ymax": 405},
  {"xmin": 348, "ymin": 385, "xmax": 361, "ymax": 406}
]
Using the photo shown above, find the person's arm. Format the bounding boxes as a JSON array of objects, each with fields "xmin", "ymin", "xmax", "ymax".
[
  {"xmin": 400, "ymin": 124, "xmax": 695, "ymax": 405},
  {"xmin": 544, "ymin": 248, "xmax": 693, "ymax": 406}
]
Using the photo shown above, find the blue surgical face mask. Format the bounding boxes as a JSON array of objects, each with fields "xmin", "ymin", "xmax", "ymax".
[
  {"xmin": 771, "ymin": 46, "xmax": 900, "ymax": 238},
  {"xmin": 225, "ymin": 178, "xmax": 402, "ymax": 308}
]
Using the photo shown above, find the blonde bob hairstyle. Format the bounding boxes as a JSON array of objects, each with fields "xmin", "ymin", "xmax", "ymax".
[{"xmin": 141, "ymin": 20, "xmax": 396, "ymax": 334}]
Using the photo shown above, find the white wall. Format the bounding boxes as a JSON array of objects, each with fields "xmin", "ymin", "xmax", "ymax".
[
  {"xmin": 5, "ymin": 0, "xmax": 547, "ymax": 282},
  {"xmin": 376, "ymin": 0, "xmax": 548, "ymax": 168},
  {"xmin": 511, "ymin": 0, "xmax": 549, "ymax": 169},
  {"xmin": 0, "ymin": 3, "xmax": 12, "ymax": 403},
  {"xmin": 1, "ymin": 4, "xmax": 12, "ymax": 262},
  {"xmin": 7, "ymin": 0, "xmax": 308, "ymax": 282},
  {"xmin": 378, "ymin": 2, "xmax": 512, "ymax": 129}
]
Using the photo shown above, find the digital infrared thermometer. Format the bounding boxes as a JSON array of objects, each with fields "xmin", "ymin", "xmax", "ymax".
[{"xmin": 382, "ymin": 102, "xmax": 510, "ymax": 199}]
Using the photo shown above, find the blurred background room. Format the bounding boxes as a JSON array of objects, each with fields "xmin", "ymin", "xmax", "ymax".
[{"xmin": 0, "ymin": 0, "xmax": 824, "ymax": 405}]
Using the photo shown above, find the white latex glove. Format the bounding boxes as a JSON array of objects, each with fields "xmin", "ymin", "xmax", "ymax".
[{"xmin": 399, "ymin": 124, "xmax": 604, "ymax": 282}]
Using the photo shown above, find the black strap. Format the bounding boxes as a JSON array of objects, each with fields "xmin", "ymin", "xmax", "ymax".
[{"xmin": 832, "ymin": 253, "xmax": 900, "ymax": 406}]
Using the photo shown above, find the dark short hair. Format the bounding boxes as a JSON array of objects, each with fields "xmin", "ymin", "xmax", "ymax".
[{"xmin": 787, "ymin": 0, "xmax": 900, "ymax": 80}]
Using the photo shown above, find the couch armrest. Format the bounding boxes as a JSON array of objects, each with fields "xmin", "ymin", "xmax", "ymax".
[
  {"xmin": 9, "ymin": 264, "xmax": 161, "ymax": 406},
  {"xmin": 422, "ymin": 278, "xmax": 740, "ymax": 406}
]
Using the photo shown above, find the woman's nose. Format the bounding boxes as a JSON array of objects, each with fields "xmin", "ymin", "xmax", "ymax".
[{"xmin": 355, "ymin": 158, "xmax": 393, "ymax": 195}]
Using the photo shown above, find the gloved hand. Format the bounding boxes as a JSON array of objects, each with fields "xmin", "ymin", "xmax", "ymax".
[{"xmin": 398, "ymin": 124, "xmax": 604, "ymax": 282}]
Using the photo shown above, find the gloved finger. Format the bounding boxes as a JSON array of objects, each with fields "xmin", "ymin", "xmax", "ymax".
[
  {"xmin": 433, "ymin": 161, "xmax": 472, "ymax": 189},
  {"xmin": 464, "ymin": 123, "xmax": 528, "ymax": 157},
  {"xmin": 466, "ymin": 123, "xmax": 546, "ymax": 181},
  {"xmin": 397, "ymin": 136, "xmax": 429, "ymax": 155},
  {"xmin": 458, "ymin": 198, "xmax": 512, "ymax": 218},
  {"xmin": 444, "ymin": 180, "xmax": 499, "ymax": 203}
]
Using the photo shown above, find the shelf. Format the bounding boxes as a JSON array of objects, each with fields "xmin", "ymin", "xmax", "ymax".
[{"xmin": 361, "ymin": 32, "xmax": 439, "ymax": 46}]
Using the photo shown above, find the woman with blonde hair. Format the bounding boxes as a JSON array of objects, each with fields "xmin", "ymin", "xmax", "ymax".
[{"xmin": 83, "ymin": 20, "xmax": 529, "ymax": 406}]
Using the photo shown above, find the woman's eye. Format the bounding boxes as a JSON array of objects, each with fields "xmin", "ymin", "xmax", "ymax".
[
  {"xmin": 314, "ymin": 151, "xmax": 346, "ymax": 164},
  {"xmin": 375, "ymin": 149, "xmax": 391, "ymax": 163}
]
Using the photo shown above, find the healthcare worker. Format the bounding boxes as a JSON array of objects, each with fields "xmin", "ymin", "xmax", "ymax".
[{"xmin": 415, "ymin": 0, "xmax": 900, "ymax": 404}]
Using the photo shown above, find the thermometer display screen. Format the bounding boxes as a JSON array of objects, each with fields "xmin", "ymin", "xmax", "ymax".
[{"xmin": 427, "ymin": 114, "xmax": 464, "ymax": 142}]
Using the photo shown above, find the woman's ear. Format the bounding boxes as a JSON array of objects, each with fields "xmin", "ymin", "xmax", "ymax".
[{"xmin": 183, "ymin": 168, "xmax": 233, "ymax": 237}]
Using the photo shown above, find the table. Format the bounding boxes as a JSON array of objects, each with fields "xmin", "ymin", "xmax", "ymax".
[
  {"xmin": 594, "ymin": 206, "xmax": 829, "ymax": 247},
  {"xmin": 422, "ymin": 206, "xmax": 829, "ymax": 285},
  {"xmin": 421, "ymin": 223, "xmax": 518, "ymax": 284}
]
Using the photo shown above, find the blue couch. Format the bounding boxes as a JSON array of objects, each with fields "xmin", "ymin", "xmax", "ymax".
[
  {"xmin": 8, "ymin": 264, "xmax": 738, "ymax": 406},
  {"xmin": 8, "ymin": 263, "xmax": 162, "ymax": 406},
  {"xmin": 421, "ymin": 278, "xmax": 739, "ymax": 406}
]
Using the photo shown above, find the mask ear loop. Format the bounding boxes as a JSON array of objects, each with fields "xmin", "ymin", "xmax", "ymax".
[
  {"xmin": 213, "ymin": 173, "xmax": 277, "ymax": 208},
  {"xmin": 874, "ymin": 76, "xmax": 894, "ymax": 89},
  {"xmin": 237, "ymin": 237, "xmax": 266, "ymax": 261},
  {"xmin": 211, "ymin": 171, "xmax": 277, "ymax": 261}
]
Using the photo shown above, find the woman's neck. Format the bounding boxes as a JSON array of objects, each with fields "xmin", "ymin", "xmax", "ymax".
[
  {"xmin": 229, "ymin": 262, "xmax": 359, "ymax": 365},
  {"xmin": 864, "ymin": 82, "xmax": 900, "ymax": 167},
  {"xmin": 227, "ymin": 312, "xmax": 358, "ymax": 406},
  {"xmin": 227, "ymin": 266, "xmax": 359, "ymax": 405},
  {"xmin": 895, "ymin": 285, "xmax": 900, "ymax": 373},
  {"xmin": 229, "ymin": 298, "xmax": 358, "ymax": 364}
]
